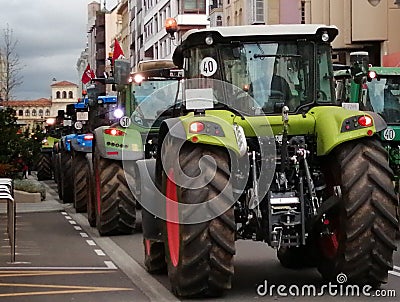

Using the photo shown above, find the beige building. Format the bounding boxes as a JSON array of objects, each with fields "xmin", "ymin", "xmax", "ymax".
[
  {"xmin": 3, "ymin": 80, "xmax": 79, "ymax": 132},
  {"xmin": 211, "ymin": 0, "xmax": 400, "ymax": 66},
  {"xmin": 3, "ymin": 98, "xmax": 52, "ymax": 130},
  {"xmin": 307, "ymin": 0, "xmax": 400, "ymax": 66}
]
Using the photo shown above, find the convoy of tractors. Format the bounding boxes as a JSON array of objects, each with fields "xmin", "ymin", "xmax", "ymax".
[{"xmin": 36, "ymin": 22, "xmax": 399, "ymax": 298}]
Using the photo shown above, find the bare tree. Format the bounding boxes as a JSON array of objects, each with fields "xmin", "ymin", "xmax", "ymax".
[{"xmin": 0, "ymin": 24, "xmax": 23, "ymax": 101}]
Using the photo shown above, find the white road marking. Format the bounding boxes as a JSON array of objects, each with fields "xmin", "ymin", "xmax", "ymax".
[
  {"xmin": 80, "ymin": 233, "xmax": 89, "ymax": 238},
  {"xmin": 61, "ymin": 212, "xmax": 67, "ymax": 215},
  {"xmin": 86, "ymin": 240, "xmax": 96, "ymax": 246},
  {"xmin": 104, "ymin": 261, "xmax": 117, "ymax": 269},
  {"xmin": 65, "ymin": 216, "xmax": 72, "ymax": 220},
  {"xmin": 95, "ymin": 249, "xmax": 106, "ymax": 256},
  {"xmin": 393, "ymin": 265, "xmax": 400, "ymax": 271},
  {"xmin": 74, "ymin": 226, "xmax": 82, "ymax": 231},
  {"xmin": 68, "ymin": 220, "xmax": 77, "ymax": 225},
  {"xmin": 389, "ymin": 270, "xmax": 400, "ymax": 277}
]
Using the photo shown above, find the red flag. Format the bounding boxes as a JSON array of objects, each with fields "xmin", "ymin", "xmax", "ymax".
[
  {"xmin": 81, "ymin": 64, "xmax": 95, "ymax": 84},
  {"xmin": 112, "ymin": 38, "xmax": 125, "ymax": 63}
]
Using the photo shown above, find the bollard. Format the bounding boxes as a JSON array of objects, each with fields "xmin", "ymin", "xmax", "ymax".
[{"xmin": 0, "ymin": 178, "xmax": 15, "ymax": 263}]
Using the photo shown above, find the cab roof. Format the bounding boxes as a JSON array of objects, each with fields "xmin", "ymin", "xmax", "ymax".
[
  {"xmin": 181, "ymin": 24, "xmax": 338, "ymax": 44},
  {"xmin": 369, "ymin": 66, "xmax": 400, "ymax": 76}
]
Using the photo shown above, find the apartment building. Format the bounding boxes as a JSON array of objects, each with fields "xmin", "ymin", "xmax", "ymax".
[
  {"xmin": 79, "ymin": 0, "xmax": 400, "ymax": 86},
  {"xmin": 130, "ymin": 0, "xmax": 210, "ymax": 68}
]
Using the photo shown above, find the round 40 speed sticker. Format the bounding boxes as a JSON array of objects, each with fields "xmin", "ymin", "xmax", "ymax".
[
  {"xmin": 200, "ymin": 57, "xmax": 217, "ymax": 77},
  {"xmin": 383, "ymin": 128, "xmax": 395, "ymax": 141}
]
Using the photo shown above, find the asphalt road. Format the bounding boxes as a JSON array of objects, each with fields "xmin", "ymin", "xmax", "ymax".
[
  {"xmin": 105, "ymin": 211, "xmax": 400, "ymax": 302},
  {"xmin": 2, "ymin": 178, "xmax": 399, "ymax": 302}
]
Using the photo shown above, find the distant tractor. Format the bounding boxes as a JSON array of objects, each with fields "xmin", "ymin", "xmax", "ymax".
[{"xmin": 36, "ymin": 111, "xmax": 66, "ymax": 181}]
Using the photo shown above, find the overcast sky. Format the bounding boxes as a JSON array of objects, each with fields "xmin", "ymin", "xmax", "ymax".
[{"xmin": 0, "ymin": 0, "xmax": 118, "ymax": 100}]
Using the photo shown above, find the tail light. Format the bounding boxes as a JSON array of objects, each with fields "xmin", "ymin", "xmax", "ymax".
[
  {"xmin": 358, "ymin": 115, "xmax": 373, "ymax": 127},
  {"xmin": 189, "ymin": 122, "xmax": 205, "ymax": 133},
  {"xmin": 104, "ymin": 128, "xmax": 125, "ymax": 136}
]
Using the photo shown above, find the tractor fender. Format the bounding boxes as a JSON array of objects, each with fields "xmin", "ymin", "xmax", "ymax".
[
  {"xmin": 136, "ymin": 158, "xmax": 163, "ymax": 240},
  {"xmin": 70, "ymin": 135, "xmax": 93, "ymax": 153},
  {"xmin": 159, "ymin": 116, "xmax": 246, "ymax": 157},
  {"xmin": 93, "ymin": 126, "xmax": 144, "ymax": 160},
  {"xmin": 311, "ymin": 106, "xmax": 384, "ymax": 155}
]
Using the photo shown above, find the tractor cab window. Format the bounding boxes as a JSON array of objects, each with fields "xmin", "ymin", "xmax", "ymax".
[
  {"xmin": 366, "ymin": 77, "xmax": 400, "ymax": 123},
  {"xmin": 131, "ymin": 79, "xmax": 180, "ymax": 127},
  {"xmin": 316, "ymin": 46, "xmax": 335, "ymax": 104},
  {"xmin": 183, "ymin": 41, "xmax": 334, "ymax": 115}
]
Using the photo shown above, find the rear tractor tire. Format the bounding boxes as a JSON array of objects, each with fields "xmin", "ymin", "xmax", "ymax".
[
  {"xmin": 161, "ymin": 138, "xmax": 235, "ymax": 298},
  {"xmin": 318, "ymin": 138, "xmax": 399, "ymax": 287},
  {"xmin": 94, "ymin": 153, "xmax": 137, "ymax": 236},
  {"xmin": 73, "ymin": 152, "xmax": 90, "ymax": 213},
  {"xmin": 36, "ymin": 153, "xmax": 52, "ymax": 181},
  {"xmin": 61, "ymin": 151, "xmax": 74, "ymax": 203}
]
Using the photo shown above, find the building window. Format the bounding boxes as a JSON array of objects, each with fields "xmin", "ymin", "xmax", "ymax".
[
  {"xmin": 32, "ymin": 109, "xmax": 37, "ymax": 116},
  {"xmin": 39, "ymin": 109, "xmax": 43, "ymax": 117},
  {"xmin": 45, "ymin": 109, "xmax": 50, "ymax": 116},
  {"xmin": 25, "ymin": 109, "xmax": 30, "ymax": 116},
  {"xmin": 183, "ymin": 0, "xmax": 206, "ymax": 14},
  {"xmin": 216, "ymin": 16, "xmax": 222, "ymax": 26},
  {"xmin": 62, "ymin": 91, "xmax": 67, "ymax": 98},
  {"xmin": 18, "ymin": 109, "xmax": 23, "ymax": 116},
  {"xmin": 227, "ymin": 15, "xmax": 230, "ymax": 26},
  {"xmin": 252, "ymin": 0, "xmax": 264, "ymax": 24},
  {"xmin": 56, "ymin": 91, "xmax": 61, "ymax": 98},
  {"xmin": 301, "ymin": 1, "xmax": 306, "ymax": 24},
  {"xmin": 68, "ymin": 91, "xmax": 73, "ymax": 98}
]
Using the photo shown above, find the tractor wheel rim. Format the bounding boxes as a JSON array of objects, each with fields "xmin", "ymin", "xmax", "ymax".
[
  {"xmin": 320, "ymin": 218, "xmax": 340, "ymax": 259},
  {"xmin": 145, "ymin": 239, "xmax": 151, "ymax": 256},
  {"xmin": 166, "ymin": 168, "xmax": 179, "ymax": 267}
]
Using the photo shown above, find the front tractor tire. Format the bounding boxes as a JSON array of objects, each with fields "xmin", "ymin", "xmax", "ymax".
[
  {"xmin": 144, "ymin": 238, "xmax": 167, "ymax": 274},
  {"xmin": 319, "ymin": 138, "xmax": 399, "ymax": 287},
  {"xmin": 161, "ymin": 139, "xmax": 235, "ymax": 298},
  {"xmin": 93, "ymin": 152, "xmax": 136, "ymax": 236},
  {"xmin": 36, "ymin": 152, "xmax": 52, "ymax": 180}
]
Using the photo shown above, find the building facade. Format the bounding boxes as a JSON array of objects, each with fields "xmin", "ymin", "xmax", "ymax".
[
  {"xmin": 127, "ymin": 0, "xmax": 211, "ymax": 69},
  {"xmin": 79, "ymin": 0, "xmax": 400, "ymax": 88},
  {"xmin": 212, "ymin": 0, "xmax": 400, "ymax": 66},
  {"xmin": 3, "ymin": 80, "xmax": 79, "ymax": 132}
]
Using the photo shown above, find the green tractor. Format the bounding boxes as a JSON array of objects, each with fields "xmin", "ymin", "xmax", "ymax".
[
  {"xmin": 364, "ymin": 66, "xmax": 400, "ymax": 191},
  {"xmin": 36, "ymin": 110, "xmax": 67, "ymax": 180},
  {"xmin": 88, "ymin": 59, "xmax": 180, "ymax": 235},
  {"xmin": 335, "ymin": 52, "xmax": 400, "ymax": 193},
  {"xmin": 134, "ymin": 24, "xmax": 399, "ymax": 297}
]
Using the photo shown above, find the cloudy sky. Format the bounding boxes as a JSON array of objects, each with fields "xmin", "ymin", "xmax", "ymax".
[{"xmin": 0, "ymin": 0, "xmax": 117, "ymax": 100}]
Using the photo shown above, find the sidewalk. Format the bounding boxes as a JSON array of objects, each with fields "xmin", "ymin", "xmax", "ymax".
[{"xmin": 0, "ymin": 173, "xmax": 69, "ymax": 214}]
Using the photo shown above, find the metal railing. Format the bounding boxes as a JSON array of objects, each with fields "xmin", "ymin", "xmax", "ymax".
[{"xmin": 0, "ymin": 178, "xmax": 15, "ymax": 262}]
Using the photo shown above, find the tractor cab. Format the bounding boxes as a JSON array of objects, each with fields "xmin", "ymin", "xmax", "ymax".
[
  {"xmin": 171, "ymin": 24, "xmax": 338, "ymax": 115},
  {"xmin": 128, "ymin": 60, "xmax": 182, "ymax": 128},
  {"xmin": 364, "ymin": 67, "xmax": 400, "ymax": 124}
]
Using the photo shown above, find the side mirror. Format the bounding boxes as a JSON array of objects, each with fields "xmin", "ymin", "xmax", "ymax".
[
  {"xmin": 172, "ymin": 45, "xmax": 184, "ymax": 68},
  {"xmin": 114, "ymin": 59, "xmax": 131, "ymax": 85}
]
